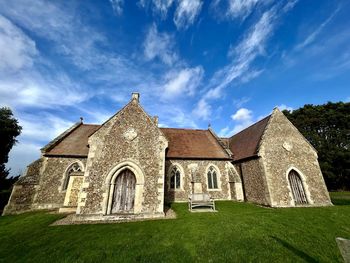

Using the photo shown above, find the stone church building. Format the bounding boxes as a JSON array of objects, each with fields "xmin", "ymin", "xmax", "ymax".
[{"xmin": 3, "ymin": 93, "xmax": 331, "ymax": 220}]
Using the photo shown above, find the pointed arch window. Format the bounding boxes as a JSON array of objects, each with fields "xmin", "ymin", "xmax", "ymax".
[
  {"xmin": 63, "ymin": 162, "xmax": 83, "ymax": 191},
  {"xmin": 207, "ymin": 166, "xmax": 218, "ymax": 189},
  {"xmin": 170, "ymin": 166, "xmax": 181, "ymax": 190},
  {"xmin": 288, "ymin": 170, "xmax": 308, "ymax": 205}
]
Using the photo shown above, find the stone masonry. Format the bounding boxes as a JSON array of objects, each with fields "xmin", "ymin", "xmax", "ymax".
[{"xmin": 3, "ymin": 94, "xmax": 332, "ymax": 218}]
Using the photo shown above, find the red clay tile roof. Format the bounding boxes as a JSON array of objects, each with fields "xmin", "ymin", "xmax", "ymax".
[
  {"xmin": 43, "ymin": 125, "xmax": 231, "ymax": 159},
  {"xmin": 228, "ymin": 115, "xmax": 271, "ymax": 161},
  {"xmin": 44, "ymin": 124, "xmax": 100, "ymax": 157},
  {"xmin": 160, "ymin": 128, "xmax": 230, "ymax": 159}
]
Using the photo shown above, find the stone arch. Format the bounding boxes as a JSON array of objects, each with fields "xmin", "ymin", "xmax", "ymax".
[
  {"xmin": 61, "ymin": 160, "xmax": 84, "ymax": 192},
  {"xmin": 104, "ymin": 160, "xmax": 145, "ymax": 215},
  {"xmin": 167, "ymin": 162, "xmax": 185, "ymax": 190},
  {"xmin": 286, "ymin": 167, "xmax": 313, "ymax": 206},
  {"xmin": 205, "ymin": 163, "xmax": 222, "ymax": 190}
]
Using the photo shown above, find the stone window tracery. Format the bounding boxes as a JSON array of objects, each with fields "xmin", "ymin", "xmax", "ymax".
[
  {"xmin": 207, "ymin": 166, "xmax": 218, "ymax": 189},
  {"xmin": 63, "ymin": 162, "xmax": 83, "ymax": 191},
  {"xmin": 170, "ymin": 166, "xmax": 181, "ymax": 190}
]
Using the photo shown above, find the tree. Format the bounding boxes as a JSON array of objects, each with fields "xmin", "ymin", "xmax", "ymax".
[
  {"xmin": 0, "ymin": 107, "xmax": 22, "ymax": 185},
  {"xmin": 283, "ymin": 102, "xmax": 350, "ymax": 191}
]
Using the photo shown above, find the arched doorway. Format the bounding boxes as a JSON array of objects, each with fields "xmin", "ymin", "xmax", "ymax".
[
  {"xmin": 111, "ymin": 169, "xmax": 136, "ymax": 213},
  {"xmin": 288, "ymin": 170, "xmax": 308, "ymax": 205}
]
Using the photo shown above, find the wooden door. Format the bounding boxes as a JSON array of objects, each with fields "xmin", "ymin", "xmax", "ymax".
[
  {"xmin": 111, "ymin": 169, "xmax": 136, "ymax": 213},
  {"xmin": 288, "ymin": 170, "xmax": 308, "ymax": 205}
]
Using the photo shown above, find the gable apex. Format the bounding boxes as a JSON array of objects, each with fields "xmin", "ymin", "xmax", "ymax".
[{"xmin": 88, "ymin": 92, "xmax": 167, "ymax": 142}]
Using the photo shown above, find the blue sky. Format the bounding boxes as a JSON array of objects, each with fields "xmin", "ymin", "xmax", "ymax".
[{"xmin": 1, "ymin": 0, "xmax": 349, "ymax": 176}]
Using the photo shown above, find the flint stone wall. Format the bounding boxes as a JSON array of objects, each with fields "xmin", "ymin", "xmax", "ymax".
[
  {"xmin": 259, "ymin": 110, "xmax": 331, "ymax": 207},
  {"xmin": 164, "ymin": 159, "xmax": 240, "ymax": 202},
  {"xmin": 33, "ymin": 157, "xmax": 86, "ymax": 210},
  {"xmin": 236, "ymin": 158, "xmax": 271, "ymax": 206},
  {"xmin": 3, "ymin": 159, "xmax": 43, "ymax": 215},
  {"xmin": 77, "ymin": 100, "xmax": 167, "ymax": 216}
]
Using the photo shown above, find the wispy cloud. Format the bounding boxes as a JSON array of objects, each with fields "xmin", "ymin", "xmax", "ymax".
[
  {"xmin": 295, "ymin": 6, "xmax": 340, "ymax": 51},
  {"xmin": 211, "ymin": 0, "xmax": 271, "ymax": 21},
  {"xmin": 233, "ymin": 97, "xmax": 250, "ymax": 108},
  {"xmin": 139, "ymin": 0, "xmax": 174, "ymax": 19},
  {"xmin": 174, "ymin": 0, "xmax": 203, "ymax": 29},
  {"xmin": 139, "ymin": 0, "xmax": 202, "ymax": 29},
  {"xmin": 0, "ymin": 15, "xmax": 38, "ymax": 72},
  {"xmin": 161, "ymin": 66, "xmax": 203, "ymax": 99},
  {"xmin": 194, "ymin": 7, "xmax": 277, "ymax": 119},
  {"xmin": 0, "ymin": 0, "xmax": 107, "ymax": 71},
  {"xmin": 194, "ymin": 1, "xmax": 298, "ymax": 121},
  {"xmin": 110, "ymin": 0, "xmax": 124, "ymax": 16},
  {"xmin": 143, "ymin": 24, "xmax": 178, "ymax": 65},
  {"xmin": 192, "ymin": 98, "xmax": 212, "ymax": 120}
]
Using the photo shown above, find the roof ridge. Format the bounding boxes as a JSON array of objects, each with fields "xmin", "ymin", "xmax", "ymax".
[
  {"xmin": 207, "ymin": 128, "xmax": 232, "ymax": 159},
  {"xmin": 40, "ymin": 122, "xmax": 82, "ymax": 153},
  {"xmin": 81, "ymin": 124, "xmax": 100, "ymax": 126},
  {"xmin": 230, "ymin": 114, "xmax": 271, "ymax": 139},
  {"xmin": 160, "ymin": 127, "xmax": 207, "ymax": 131}
]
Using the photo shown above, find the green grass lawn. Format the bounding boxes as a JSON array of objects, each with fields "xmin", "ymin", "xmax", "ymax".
[{"xmin": 0, "ymin": 193, "xmax": 349, "ymax": 263}]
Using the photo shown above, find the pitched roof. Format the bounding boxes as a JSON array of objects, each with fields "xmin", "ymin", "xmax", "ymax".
[
  {"xmin": 228, "ymin": 115, "xmax": 271, "ymax": 161},
  {"xmin": 160, "ymin": 128, "xmax": 230, "ymax": 159},
  {"xmin": 43, "ymin": 125, "xmax": 230, "ymax": 159},
  {"xmin": 44, "ymin": 124, "xmax": 100, "ymax": 157}
]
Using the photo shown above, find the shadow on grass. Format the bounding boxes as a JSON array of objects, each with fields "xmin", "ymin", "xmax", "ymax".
[
  {"xmin": 331, "ymin": 199, "xmax": 350, "ymax": 206},
  {"xmin": 271, "ymin": 236, "xmax": 318, "ymax": 263}
]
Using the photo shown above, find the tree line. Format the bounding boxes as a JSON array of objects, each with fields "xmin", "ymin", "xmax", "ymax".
[{"xmin": 283, "ymin": 101, "xmax": 350, "ymax": 191}]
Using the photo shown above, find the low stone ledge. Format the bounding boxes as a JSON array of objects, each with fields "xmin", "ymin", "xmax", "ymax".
[{"xmin": 51, "ymin": 209, "xmax": 176, "ymax": 225}]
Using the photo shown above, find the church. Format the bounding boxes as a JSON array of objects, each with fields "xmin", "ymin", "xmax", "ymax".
[{"xmin": 3, "ymin": 93, "xmax": 332, "ymax": 221}]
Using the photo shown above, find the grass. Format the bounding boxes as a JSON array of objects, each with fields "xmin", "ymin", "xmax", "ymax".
[{"xmin": 0, "ymin": 192, "xmax": 349, "ymax": 262}]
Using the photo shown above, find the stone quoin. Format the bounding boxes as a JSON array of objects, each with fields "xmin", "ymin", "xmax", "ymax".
[{"xmin": 3, "ymin": 93, "xmax": 332, "ymax": 220}]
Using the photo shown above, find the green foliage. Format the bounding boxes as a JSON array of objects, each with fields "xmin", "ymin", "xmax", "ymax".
[
  {"xmin": 0, "ymin": 107, "xmax": 22, "ymax": 187},
  {"xmin": 0, "ymin": 197, "xmax": 349, "ymax": 262},
  {"xmin": 283, "ymin": 102, "xmax": 350, "ymax": 190}
]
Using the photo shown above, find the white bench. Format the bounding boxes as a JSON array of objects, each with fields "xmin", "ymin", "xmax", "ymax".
[{"xmin": 188, "ymin": 193, "xmax": 215, "ymax": 211}]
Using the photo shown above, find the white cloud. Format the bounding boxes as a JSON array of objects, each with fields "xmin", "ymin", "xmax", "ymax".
[
  {"xmin": 211, "ymin": 0, "xmax": 270, "ymax": 20},
  {"xmin": 231, "ymin": 108, "xmax": 252, "ymax": 121},
  {"xmin": 283, "ymin": 0, "xmax": 299, "ymax": 12},
  {"xmin": 194, "ymin": 8, "xmax": 277, "ymax": 119},
  {"xmin": 6, "ymin": 142, "xmax": 41, "ymax": 177},
  {"xmin": 110, "ymin": 0, "xmax": 124, "ymax": 15},
  {"xmin": 143, "ymin": 24, "xmax": 178, "ymax": 65},
  {"xmin": 295, "ymin": 6, "xmax": 340, "ymax": 51},
  {"xmin": 227, "ymin": 0, "xmax": 259, "ymax": 19},
  {"xmin": 139, "ymin": 0, "xmax": 202, "ymax": 29},
  {"xmin": 233, "ymin": 97, "xmax": 250, "ymax": 108},
  {"xmin": 6, "ymin": 113, "xmax": 75, "ymax": 177},
  {"xmin": 218, "ymin": 126, "xmax": 230, "ymax": 137},
  {"xmin": 174, "ymin": 0, "xmax": 203, "ymax": 29},
  {"xmin": 139, "ymin": 0, "xmax": 175, "ymax": 18},
  {"xmin": 277, "ymin": 104, "xmax": 293, "ymax": 111},
  {"xmin": 0, "ymin": 15, "xmax": 38, "ymax": 72},
  {"xmin": 218, "ymin": 108, "xmax": 255, "ymax": 137},
  {"xmin": 162, "ymin": 66, "xmax": 203, "ymax": 99},
  {"xmin": 192, "ymin": 98, "xmax": 212, "ymax": 120},
  {"xmin": 0, "ymin": 71, "xmax": 90, "ymax": 109},
  {"xmin": 0, "ymin": 0, "xmax": 106, "ymax": 71}
]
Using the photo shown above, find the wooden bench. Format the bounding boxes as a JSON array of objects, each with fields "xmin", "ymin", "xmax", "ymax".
[{"xmin": 188, "ymin": 193, "xmax": 215, "ymax": 211}]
